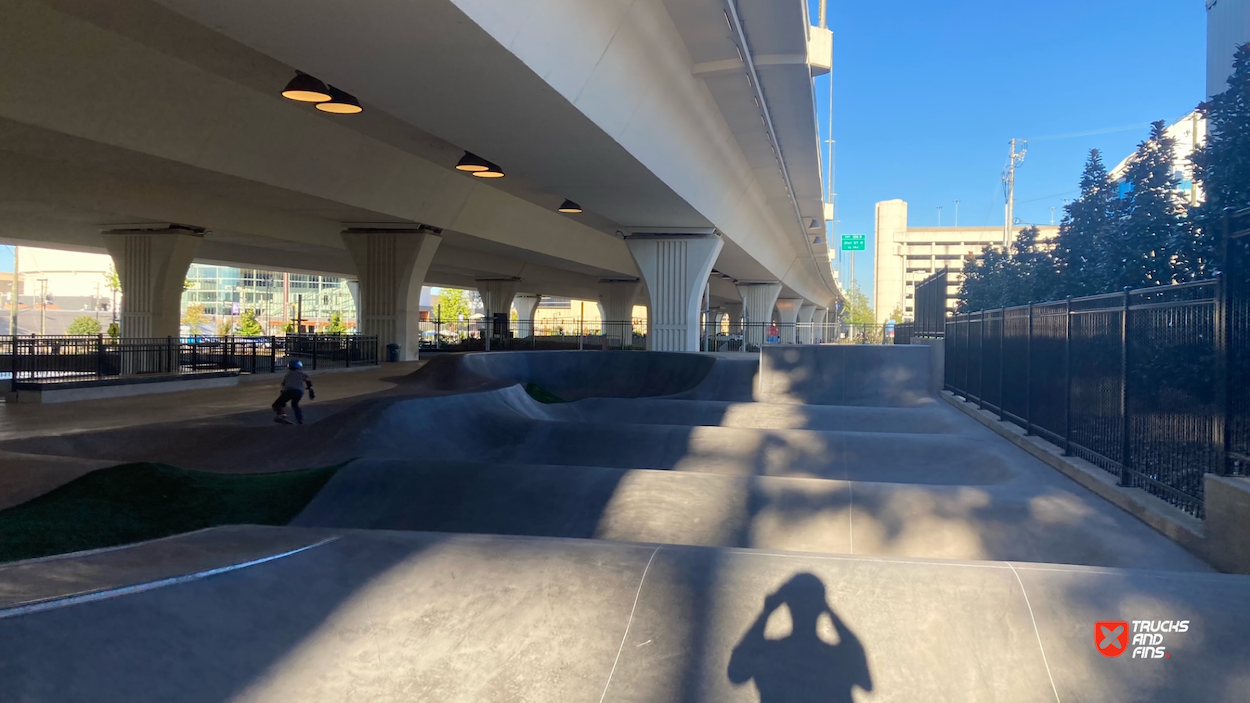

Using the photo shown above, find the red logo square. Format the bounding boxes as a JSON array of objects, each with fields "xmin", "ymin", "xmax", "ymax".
[{"xmin": 1096, "ymin": 621, "xmax": 1129, "ymax": 658}]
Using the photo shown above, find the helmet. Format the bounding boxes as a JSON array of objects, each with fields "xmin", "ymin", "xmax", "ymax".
[{"xmin": 289, "ymin": 360, "xmax": 304, "ymax": 369}]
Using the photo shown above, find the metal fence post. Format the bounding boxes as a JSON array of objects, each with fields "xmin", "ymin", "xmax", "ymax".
[
  {"xmin": 168, "ymin": 336, "xmax": 175, "ymax": 374},
  {"xmin": 96, "ymin": 334, "xmax": 104, "ymax": 380},
  {"xmin": 1214, "ymin": 263, "xmax": 1231, "ymax": 475},
  {"xmin": 270, "ymin": 336, "xmax": 277, "ymax": 372},
  {"xmin": 1025, "ymin": 302, "xmax": 1034, "ymax": 435},
  {"xmin": 312, "ymin": 337, "xmax": 318, "ymax": 370},
  {"xmin": 998, "ymin": 307, "xmax": 1006, "ymax": 421},
  {"xmin": 1119, "ymin": 287, "xmax": 1133, "ymax": 487},
  {"xmin": 1063, "ymin": 297, "xmax": 1073, "ymax": 456},
  {"xmin": 977, "ymin": 312, "xmax": 985, "ymax": 410}
]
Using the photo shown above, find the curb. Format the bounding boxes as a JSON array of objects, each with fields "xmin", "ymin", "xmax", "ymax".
[{"xmin": 940, "ymin": 390, "xmax": 1210, "ymax": 564}]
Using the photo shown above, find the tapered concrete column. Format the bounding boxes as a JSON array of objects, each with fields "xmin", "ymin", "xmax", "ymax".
[
  {"xmin": 798, "ymin": 303, "xmax": 817, "ymax": 344},
  {"xmin": 722, "ymin": 301, "xmax": 743, "ymax": 333},
  {"xmin": 775, "ymin": 299, "xmax": 803, "ymax": 344},
  {"xmin": 101, "ymin": 227, "xmax": 203, "ymax": 339},
  {"xmin": 624, "ymin": 234, "xmax": 723, "ymax": 352},
  {"xmin": 513, "ymin": 294, "xmax": 542, "ymax": 337},
  {"xmin": 736, "ymin": 282, "xmax": 782, "ymax": 349},
  {"xmin": 342, "ymin": 228, "xmax": 441, "ymax": 361},
  {"xmin": 476, "ymin": 278, "xmax": 522, "ymax": 319},
  {"xmin": 597, "ymin": 278, "xmax": 642, "ymax": 344},
  {"xmin": 813, "ymin": 307, "xmax": 829, "ymax": 343}
]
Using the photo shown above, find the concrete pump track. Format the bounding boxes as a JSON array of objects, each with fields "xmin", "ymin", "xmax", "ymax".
[{"xmin": 2, "ymin": 346, "xmax": 1248, "ymax": 702}]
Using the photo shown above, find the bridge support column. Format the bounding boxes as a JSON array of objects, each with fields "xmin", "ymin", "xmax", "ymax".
[
  {"xmin": 722, "ymin": 301, "xmax": 743, "ymax": 333},
  {"xmin": 798, "ymin": 303, "xmax": 817, "ymax": 344},
  {"xmin": 476, "ymin": 277, "xmax": 522, "ymax": 345},
  {"xmin": 624, "ymin": 234, "xmax": 723, "ymax": 352},
  {"xmin": 776, "ymin": 299, "xmax": 803, "ymax": 344},
  {"xmin": 513, "ymin": 294, "xmax": 542, "ymax": 338},
  {"xmin": 102, "ymin": 227, "xmax": 203, "ymax": 339},
  {"xmin": 342, "ymin": 228, "xmax": 441, "ymax": 361},
  {"xmin": 813, "ymin": 307, "xmax": 829, "ymax": 344},
  {"xmin": 737, "ymin": 282, "xmax": 781, "ymax": 349},
  {"xmin": 598, "ymin": 279, "xmax": 642, "ymax": 346}
]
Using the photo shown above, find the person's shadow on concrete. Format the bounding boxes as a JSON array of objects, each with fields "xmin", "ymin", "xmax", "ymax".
[{"xmin": 728, "ymin": 573, "xmax": 872, "ymax": 702}]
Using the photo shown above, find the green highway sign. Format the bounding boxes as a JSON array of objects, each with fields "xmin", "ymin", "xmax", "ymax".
[{"xmin": 841, "ymin": 234, "xmax": 866, "ymax": 251}]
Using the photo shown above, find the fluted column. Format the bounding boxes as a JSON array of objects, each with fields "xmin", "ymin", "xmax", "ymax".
[
  {"xmin": 798, "ymin": 303, "xmax": 817, "ymax": 344},
  {"xmin": 341, "ymin": 228, "xmax": 441, "ymax": 361},
  {"xmin": 624, "ymin": 234, "xmax": 723, "ymax": 352},
  {"xmin": 775, "ymin": 298, "xmax": 803, "ymax": 344},
  {"xmin": 513, "ymin": 293, "xmax": 542, "ymax": 338},
  {"xmin": 102, "ymin": 227, "xmax": 203, "ymax": 339},
  {"xmin": 737, "ymin": 282, "xmax": 782, "ymax": 349}
]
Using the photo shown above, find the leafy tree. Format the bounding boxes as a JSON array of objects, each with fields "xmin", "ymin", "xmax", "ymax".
[
  {"xmin": 887, "ymin": 304, "xmax": 905, "ymax": 323},
  {"xmin": 106, "ymin": 321, "xmax": 119, "ymax": 338},
  {"xmin": 105, "ymin": 266, "xmax": 121, "ymax": 294},
  {"xmin": 217, "ymin": 318, "xmax": 235, "ymax": 336},
  {"xmin": 66, "ymin": 315, "xmax": 101, "ymax": 335},
  {"xmin": 844, "ymin": 282, "xmax": 874, "ymax": 324},
  {"xmin": 1106, "ymin": 120, "xmax": 1186, "ymax": 289},
  {"xmin": 328, "ymin": 311, "xmax": 347, "ymax": 334},
  {"xmin": 1053, "ymin": 150, "xmax": 1117, "ymax": 296},
  {"xmin": 238, "ymin": 309, "xmax": 264, "ymax": 336},
  {"xmin": 1191, "ymin": 43, "xmax": 1250, "ymax": 276},
  {"xmin": 958, "ymin": 243, "xmax": 1011, "ymax": 311},
  {"xmin": 432, "ymin": 288, "xmax": 473, "ymax": 324},
  {"xmin": 182, "ymin": 304, "xmax": 207, "ymax": 334}
]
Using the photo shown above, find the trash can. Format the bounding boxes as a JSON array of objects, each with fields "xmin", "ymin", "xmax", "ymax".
[{"xmin": 386, "ymin": 343, "xmax": 401, "ymax": 362}]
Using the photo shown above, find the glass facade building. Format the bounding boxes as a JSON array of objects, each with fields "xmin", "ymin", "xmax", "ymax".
[{"xmin": 183, "ymin": 265, "xmax": 356, "ymax": 334}]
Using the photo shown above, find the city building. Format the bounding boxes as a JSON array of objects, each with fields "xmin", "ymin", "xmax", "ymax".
[
  {"xmin": 872, "ymin": 200, "xmax": 1058, "ymax": 323},
  {"xmin": 1109, "ymin": 111, "xmax": 1207, "ymax": 207},
  {"xmin": 1207, "ymin": 0, "xmax": 1250, "ymax": 98}
]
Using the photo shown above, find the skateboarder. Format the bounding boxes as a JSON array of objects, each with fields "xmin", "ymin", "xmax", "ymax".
[{"xmin": 273, "ymin": 360, "xmax": 315, "ymax": 424}]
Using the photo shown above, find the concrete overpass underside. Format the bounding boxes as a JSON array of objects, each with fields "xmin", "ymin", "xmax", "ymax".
[{"xmin": 0, "ymin": 0, "xmax": 842, "ymax": 355}]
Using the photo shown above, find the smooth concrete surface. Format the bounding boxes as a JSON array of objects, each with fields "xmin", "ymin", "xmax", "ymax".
[
  {"xmin": 5, "ymin": 373, "xmax": 239, "ymax": 404},
  {"xmin": 4, "ymin": 348, "xmax": 1248, "ymax": 701},
  {"xmin": 1203, "ymin": 475, "xmax": 1250, "ymax": 574},
  {"xmin": 2, "ymin": 527, "xmax": 1248, "ymax": 702},
  {"xmin": 759, "ymin": 345, "xmax": 932, "ymax": 407}
]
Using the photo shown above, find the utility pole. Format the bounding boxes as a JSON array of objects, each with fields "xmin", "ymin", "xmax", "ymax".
[
  {"xmin": 1002, "ymin": 138, "xmax": 1027, "ymax": 247},
  {"xmin": 953, "ymin": 200, "xmax": 960, "ymax": 227},
  {"xmin": 1050, "ymin": 206, "xmax": 1056, "ymax": 225}
]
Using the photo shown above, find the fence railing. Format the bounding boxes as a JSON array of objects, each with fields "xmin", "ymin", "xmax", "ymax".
[
  {"xmin": 2, "ymin": 334, "xmax": 378, "ymax": 387},
  {"xmin": 945, "ymin": 272, "xmax": 1246, "ymax": 518},
  {"xmin": 913, "ymin": 268, "xmax": 949, "ymax": 338}
]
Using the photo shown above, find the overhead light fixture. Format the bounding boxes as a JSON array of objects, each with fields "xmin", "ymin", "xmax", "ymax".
[
  {"xmin": 558, "ymin": 199, "xmax": 582, "ymax": 213},
  {"xmin": 455, "ymin": 152, "xmax": 492, "ymax": 172},
  {"xmin": 281, "ymin": 71, "xmax": 331, "ymax": 103},
  {"xmin": 315, "ymin": 86, "xmax": 363, "ymax": 114},
  {"xmin": 471, "ymin": 158, "xmax": 505, "ymax": 178}
]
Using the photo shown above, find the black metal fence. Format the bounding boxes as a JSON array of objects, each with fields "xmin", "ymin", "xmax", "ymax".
[
  {"xmin": 944, "ymin": 209, "xmax": 1250, "ymax": 518},
  {"xmin": 2, "ymin": 334, "xmax": 378, "ymax": 388},
  {"xmin": 913, "ymin": 268, "xmax": 949, "ymax": 338}
]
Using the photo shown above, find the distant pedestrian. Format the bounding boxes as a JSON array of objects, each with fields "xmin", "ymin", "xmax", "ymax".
[
  {"xmin": 768, "ymin": 323, "xmax": 780, "ymax": 344},
  {"xmin": 273, "ymin": 360, "xmax": 315, "ymax": 425}
]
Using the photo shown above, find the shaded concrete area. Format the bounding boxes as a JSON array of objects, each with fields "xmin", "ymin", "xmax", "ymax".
[
  {"xmin": 3, "ymin": 347, "xmax": 1247, "ymax": 701},
  {"xmin": 2, "ymin": 528, "xmax": 1247, "ymax": 702}
]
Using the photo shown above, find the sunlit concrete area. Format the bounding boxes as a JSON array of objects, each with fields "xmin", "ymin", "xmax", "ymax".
[{"xmin": 3, "ymin": 345, "xmax": 1249, "ymax": 701}]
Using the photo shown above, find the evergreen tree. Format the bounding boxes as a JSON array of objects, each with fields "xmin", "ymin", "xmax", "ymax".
[
  {"xmin": 106, "ymin": 321, "xmax": 119, "ymax": 338},
  {"xmin": 238, "ymin": 309, "xmax": 264, "ymax": 336},
  {"xmin": 1191, "ymin": 43, "xmax": 1250, "ymax": 275},
  {"xmin": 1053, "ymin": 150, "xmax": 1117, "ymax": 296},
  {"xmin": 957, "ymin": 245, "xmax": 1010, "ymax": 311},
  {"xmin": 1106, "ymin": 121, "xmax": 1186, "ymax": 289},
  {"xmin": 328, "ymin": 311, "xmax": 347, "ymax": 334}
]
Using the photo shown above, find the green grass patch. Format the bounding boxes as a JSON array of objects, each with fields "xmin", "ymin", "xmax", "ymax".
[
  {"xmin": 0, "ymin": 462, "xmax": 341, "ymax": 564},
  {"xmin": 525, "ymin": 382, "xmax": 568, "ymax": 404}
]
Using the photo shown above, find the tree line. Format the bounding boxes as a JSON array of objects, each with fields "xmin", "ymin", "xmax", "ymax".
[{"xmin": 958, "ymin": 45, "xmax": 1250, "ymax": 311}]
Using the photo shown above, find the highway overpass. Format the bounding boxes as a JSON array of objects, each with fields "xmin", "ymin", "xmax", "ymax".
[{"xmin": 0, "ymin": 0, "xmax": 842, "ymax": 355}]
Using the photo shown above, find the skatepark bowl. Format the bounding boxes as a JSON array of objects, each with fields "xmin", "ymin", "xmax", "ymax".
[{"xmin": 2, "ymin": 345, "xmax": 1249, "ymax": 702}]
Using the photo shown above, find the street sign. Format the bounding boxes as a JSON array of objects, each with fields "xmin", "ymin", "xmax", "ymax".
[{"xmin": 841, "ymin": 234, "xmax": 866, "ymax": 251}]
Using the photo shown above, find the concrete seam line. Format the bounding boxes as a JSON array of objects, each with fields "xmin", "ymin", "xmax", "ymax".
[
  {"xmin": 0, "ymin": 536, "xmax": 339, "ymax": 620},
  {"xmin": 597, "ymin": 544, "xmax": 662, "ymax": 703},
  {"xmin": 1007, "ymin": 562, "xmax": 1062, "ymax": 703}
]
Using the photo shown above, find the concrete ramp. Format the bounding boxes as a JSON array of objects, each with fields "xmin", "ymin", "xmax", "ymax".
[
  {"xmin": 2, "ymin": 527, "xmax": 1245, "ymax": 702},
  {"xmin": 759, "ymin": 345, "xmax": 933, "ymax": 406}
]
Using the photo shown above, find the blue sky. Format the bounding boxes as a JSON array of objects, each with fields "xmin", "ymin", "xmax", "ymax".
[{"xmin": 810, "ymin": 0, "xmax": 1208, "ymax": 300}]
